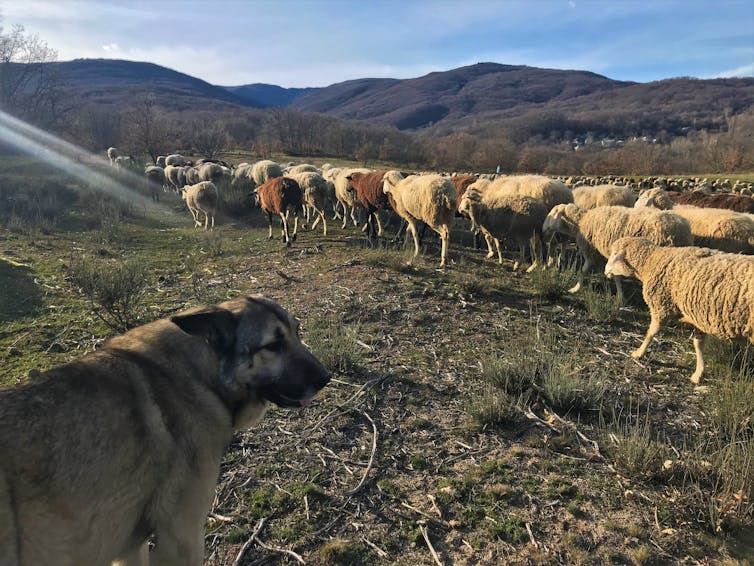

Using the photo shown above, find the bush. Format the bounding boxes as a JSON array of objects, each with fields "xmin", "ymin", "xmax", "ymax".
[{"xmin": 69, "ymin": 257, "xmax": 148, "ymax": 331}]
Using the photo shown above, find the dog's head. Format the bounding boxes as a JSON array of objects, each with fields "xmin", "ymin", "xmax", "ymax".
[{"xmin": 171, "ymin": 296, "xmax": 330, "ymax": 426}]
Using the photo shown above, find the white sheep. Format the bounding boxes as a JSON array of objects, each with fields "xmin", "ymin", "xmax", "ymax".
[
  {"xmin": 573, "ymin": 184, "xmax": 636, "ymax": 209},
  {"xmin": 113, "ymin": 155, "xmax": 136, "ymax": 171},
  {"xmin": 605, "ymin": 237, "xmax": 754, "ymax": 384},
  {"xmin": 181, "ymin": 181, "xmax": 218, "ymax": 230},
  {"xmin": 285, "ymin": 163, "xmax": 319, "ymax": 175},
  {"xmin": 106, "ymin": 147, "xmax": 120, "ymax": 166},
  {"xmin": 165, "ymin": 164, "xmax": 188, "ymax": 192},
  {"xmin": 287, "ymin": 171, "xmax": 330, "ymax": 236},
  {"xmin": 144, "ymin": 165, "xmax": 166, "ymax": 203},
  {"xmin": 382, "ymin": 172, "xmax": 457, "ymax": 267},
  {"xmin": 458, "ymin": 187, "xmax": 548, "ymax": 272},
  {"xmin": 251, "ymin": 160, "xmax": 283, "ymax": 187},
  {"xmin": 165, "ymin": 154, "xmax": 191, "ymax": 167},
  {"xmin": 334, "ymin": 168, "xmax": 370, "ymax": 229},
  {"xmin": 635, "ymin": 187, "xmax": 754, "ymax": 254},
  {"xmin": 488, "ymin": 175, "xmax": 573, "ymax": 210},
  {"xmin": 198, "ymin": 162, "xmax": 230, "ymax": 188},
  {"xmin": 322, "ymin": 166, "xmax": 344, "ymax": 219},
  {"xmin": 543, "ymin": 204, "xmax": 693, "ymax": 295},
  {"xmin": 185, "ymin": 166, "xmax": 201, "ymax": 186}
]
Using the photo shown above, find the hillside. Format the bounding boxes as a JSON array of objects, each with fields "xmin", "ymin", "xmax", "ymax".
[
  {"xmin": 49, "ymin": 59, "xmax": 259, "ymax": 111},
  {"xmin": 223, "ymin": 83, "xmax": 317, "ymax": 107}
]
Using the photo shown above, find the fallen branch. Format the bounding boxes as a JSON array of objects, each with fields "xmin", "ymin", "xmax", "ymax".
[
  {"xmin": 362, "ymin": 537, "xmax": 389, "ymax": 559},
  {"xmin": 420, "ymin": 525, "xmax": 443, "ymax": 566},
  {"xmin": 345, "ymin": 411, "xmax": 378, "ymax": 496},
  {"xmin": 232, "ymin": 517, "xmax": 267, "ymax": 566}
]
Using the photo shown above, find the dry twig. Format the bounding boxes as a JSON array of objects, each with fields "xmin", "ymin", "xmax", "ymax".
[
  {"xmin": 344, "ymin": 411, "xmax": 378, "ymax": 496},
  {"xmin": 420, "ymin": 525, "xmax": 443, "ymax": 566}
]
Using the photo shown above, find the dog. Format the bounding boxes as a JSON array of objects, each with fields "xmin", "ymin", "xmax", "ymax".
[{"xmin": 0, "ymin": 295, "xmax": 330, "ymax": 566}]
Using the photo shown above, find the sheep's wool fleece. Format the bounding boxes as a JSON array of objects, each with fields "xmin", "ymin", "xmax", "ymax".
[
  {"xmin": 389, "ymin": 175, "xmax": 457, "ymax": 228},
  {"xmin": 573, "ymin": 206, "xmax": 692, "ymax": 260},
  {"xmin": 471, "ymin": 194, "xmax": 547, "ymax": 242},
  {"xmin": 613, "ymin": 238, "xmax": 754, "ymax": 342},
  {"xmin": 488, "ymin": 175, "xmax": 572, "ymax": 209},
  {"xmin": 573, "ymin": 184, "xmax": 636, "ymax": 209}
]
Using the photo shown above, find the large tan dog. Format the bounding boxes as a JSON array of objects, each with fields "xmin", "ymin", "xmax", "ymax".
[{"xmin": 0, "ymin": 295, "xmax": 330, "ymax": 566}]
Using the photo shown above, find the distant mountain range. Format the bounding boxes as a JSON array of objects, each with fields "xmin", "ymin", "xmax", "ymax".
[{"xmin": 51, "ymin": 59, "xmax": 754, "ymax": 137}]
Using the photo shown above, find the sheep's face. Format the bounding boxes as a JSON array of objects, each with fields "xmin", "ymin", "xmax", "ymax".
[
  {"xmin": 605, "ymin": 251, "xmax": 635, "ymax": 279},
  {"xmin": 542, "ymin": 205, "xmax": 572, "ymax": 239}
]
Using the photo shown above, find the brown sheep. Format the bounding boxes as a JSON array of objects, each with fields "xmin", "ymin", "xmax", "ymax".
[
  {"xmin": 667, "ymin": 191, "xmax": 754, "ymax": 213},
  {"xmin": 450, "ymin": 175, "xmax": 478, "ymax": 213},
  {"xmin": 346, "ymin": 170, "xmax": 393, "ymax": 237},
  {"xmin": 255, "ymin": 177, "xmax": 303, "ymax": 246}
]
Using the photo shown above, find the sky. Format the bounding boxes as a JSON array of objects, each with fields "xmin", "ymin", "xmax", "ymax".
[{"xmin": 1, "ymin": 0, "xmax": 752, "ymax": 88}]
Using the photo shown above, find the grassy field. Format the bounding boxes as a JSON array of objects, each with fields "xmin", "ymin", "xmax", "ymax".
[{"xmin": 1, "ymin": 156, "xmax": 753, "ymax": 564}]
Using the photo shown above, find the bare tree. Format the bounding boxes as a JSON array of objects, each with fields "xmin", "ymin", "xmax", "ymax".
[
  {"xmin": 0, "ymin": 23, "xmax": 65, "ymax": 128},
  {"xmin": 124, "ymin": 95, "xmax": 170, "ymax": 164},
  {"xmin": 189, "ymin": 117, "xmax": 229, "ymax": 159}
]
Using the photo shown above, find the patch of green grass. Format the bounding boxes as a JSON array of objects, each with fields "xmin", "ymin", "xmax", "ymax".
[
  {"xmin": 469, "ymin": 388, "xmax": 525, "ymax": 429},
  {"xmin": 487, "ymin": 516, "xmax": 527, "ymax": 544},
  {"xmin": 528, "ymin": 264, "xmax": 577, "ymax": 300},
  {"xmin": 304, "ymin": 316, "xmax": 364, "ymax": 374},
  {"xmin": 604, "ymin": 415, "xmax": 669, "ymax": 482},
  {"xmin": 317, "ymin": 539, "xmax": 371, "ymax": 565},
  {"xmin": 580, "ymin": 283, "xmax": 623, "ymax": 323}
]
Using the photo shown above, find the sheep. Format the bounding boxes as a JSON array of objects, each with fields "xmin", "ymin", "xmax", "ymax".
[
  {"xmin": 165, "ymin": 154, "xmax": 192, "ymax": 167},
  {"xmin": 605, "ymin": 237, "xmax": 754, "ymax": 384},
  {"xmin": 106, "ymin": 147, "xmax": 120, "ymax": 166},
  {"xmin": 164, "ymin": 164, "xmax": 188, "ymax": 192},
  {"xmin": 334, "ymin": 168, "xmax": 369, "ymax": 228},
  {"xmin": 181, "ymin": 181, "xmax": 218, "ymax": 230},
  {"xmin": 458, "ymin": 187, "xmax": 548, "ymax": 272},
  {"xmin": 635, "ymin": 188, "xmax": 754, "ymax": 254},
  {"xmin": 114, "ymin": 155, "xmax": 136, "ymax": 171},
  {"xmin": 254, "ymin": 177, "xmax": 303, "ymax": 246},
  {"xmin": 144, "ymin": 165, "xmax": 165, "ymax": 203},
  {"xmin": 345, "ymin": 170, "xmax": 393, "ymax": 237},
  {"xmin": 155, "ymin": 155, "xmax": 167, "ymax": 168},
  {"xmin": 449, "ymin": 175, "xmax": 478, "ymax": 210},
  {"xmin": 382, "ymin": 172, "xmax": 457, "ymax": 267},
  {"xmin": 198, "ymin": 162, "xmax": 230, "ymax": 188},
  {"xmin": 488, "ymin": 175, "xmax": 573, "ymax": 211},
  {"xmin": 572, "ymin": 184, "xmax": 636, "ymax": 209},
  {"xmin": 542, "ymin": 204, "xmax": 693, "ymax": 295},
  {"xmin": 287, "ymin": 172, "xmax": 330, "ymax": 236},
  {"xmin": 185, "ymin": 166, "xmax": 201, "ymax": 185},
  {"xmin": 321, "ymin": 166, "xmax": 344, "ymax": 219},
  {"xmin": 285, "ymin": 163, "xmax": 319, "ymax": 175},
  {"xmin": 231, "ymin": 162, "xmax": 255, "ymax": 191},
  {"xmin": 251, "ymin": 160, "xmax": 283, "ymax": 188}
]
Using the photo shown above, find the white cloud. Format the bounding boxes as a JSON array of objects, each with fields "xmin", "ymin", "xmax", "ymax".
[
  {"xmin": 101, "ymin": 43, "xmax": 120, "ymax": 52},
  {"xmin": 710, "ymin": 62, "xmax": 754, "ymax": 78}
]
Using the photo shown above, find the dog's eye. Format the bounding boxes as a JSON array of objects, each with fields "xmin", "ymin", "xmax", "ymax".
[{"xmin": 262, "ymin": 341, "xmax": 285, "ymax": 353}]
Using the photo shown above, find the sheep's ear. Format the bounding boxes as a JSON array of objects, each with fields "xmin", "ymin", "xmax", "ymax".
[{"xmin": 345, "ymin": 175, "xmax": 352, "ymax": 181}]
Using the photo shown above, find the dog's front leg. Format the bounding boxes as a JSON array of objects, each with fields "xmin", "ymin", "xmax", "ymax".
[{"xmin": 112, "ymin": 541, "xmax": 149, "ymax": 566}]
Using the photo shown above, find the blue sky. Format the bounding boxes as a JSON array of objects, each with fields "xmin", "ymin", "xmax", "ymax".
[{"xmin": 1, "ymin": 0, "xmax": 752, "ymax": 87}]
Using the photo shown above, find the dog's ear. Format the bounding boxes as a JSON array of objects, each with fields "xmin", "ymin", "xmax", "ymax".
[{"xmin": 171, "ymin": 308, "xmax": 238, "ymax": 353}]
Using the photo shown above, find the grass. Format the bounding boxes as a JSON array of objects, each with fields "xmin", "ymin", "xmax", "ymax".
[{"xmin": 1, "ymin": 155, "xmax": 752, "ymax": 564}]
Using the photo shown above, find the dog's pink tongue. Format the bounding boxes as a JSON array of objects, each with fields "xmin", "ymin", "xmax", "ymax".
[{"xmin": 300, "ymin": 398, "xmax": 313, "ymax": 408}]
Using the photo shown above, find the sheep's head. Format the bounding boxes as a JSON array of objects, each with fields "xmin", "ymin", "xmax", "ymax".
[
  {"xmin": 458, "ymin": 188, "xmax": 482, "ymax": 216},
  {"xmin": 382, "ymin": 170, "xmax": 404, "ymax": 194},
  {"xmin": 542, "ymin": 204, "xmax": 578, "ymax": 239},
  {"xmin": 635, "ymin": 188, "xmax": 672, "ymax": 210}
]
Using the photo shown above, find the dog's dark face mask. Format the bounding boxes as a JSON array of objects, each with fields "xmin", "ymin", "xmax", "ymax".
[{"xmin": 171, "ymin": 296, "xmax": 331, "ymax": 416}]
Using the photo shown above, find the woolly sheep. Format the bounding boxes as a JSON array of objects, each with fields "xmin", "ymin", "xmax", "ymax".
[
  {"xmin": 572, "ymin": 184, "xmax": 636, "ymax": 209},
  {"xmin": 288, "ymin": 171, "xmax": 330, "ymax": 236},
  {"xmin": 155, "ymin": 155, "xmax": 167, "ymax": 168},
  {"xmin": 144, "ymin": 165, "xmax": 165, "ymax": 203},
  {"xmin": 165, "ymin": 154, "xmax": 192, "ymax": 167},
  {"xmin": 542, "ymin": 204, "xmax": 693, "ymax": 295},
  {"xmin": 321, "ymin": 166, "xmax": 343, "ymax": 219},
  {"xmin": 635, "ymin": 188, "xmax": 754, "ymax": 254},
  {"xmin": 605, "ymin": 237, "xmax": 754, "ymax": 384},
  {"xmin": 106, "ymin": 147, "xmax": 120, "ymax": 166},
  {"xmin": 334, "ymin": 168, "xmax": 369, "ymax": 228},
  {"xmin": 346, "ymin": 170, "xmax": 393, "ymax": 238},
  {"xmin": 185, "ymin": 166, "xmax": 201, "ymax": 186},
  {"xmin": 231, "ymin": 163, "xmax": 254, "ymax": 191},
  {"xmin": 251, "ymin": 160, "xmax": 283, "ymax": 188},
  {"xmin": 164, "ymin": 165, "xmax": 188, "ymax": 192},
  {"xmin": 181, "ymin": 181, "xmax": 218, "ymax": 230},
  {"xmin": 254, "ymin": 177, "xmax": 303, "ymax": 246},
  {"xmin": 198, "ymin": 162, "xmax": 230, "ymax": 188},
  {"xmin": 488, "ymin": 175, "xmax": 573, "ymax": 211},
  {"xmin": 114, "ymin": 155, "xmax": 136, "ymax": 171},
  {"xmin": 382, "ymin": 172, "xmax": 457, "ymax": 267},
  {"xmin": 458, "ymin": 187, "xmax": 548, "ymax": 272},
  {"xmin": 285, "ymin": 164, "xmax": 319, "ymax": 175}
]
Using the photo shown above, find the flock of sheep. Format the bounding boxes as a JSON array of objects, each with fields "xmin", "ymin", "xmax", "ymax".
[{"xmin": 105, "ymin": 147, "xmax": 754, "ymax": 386}]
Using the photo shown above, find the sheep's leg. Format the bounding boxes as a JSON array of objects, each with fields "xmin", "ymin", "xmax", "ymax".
[
  {"xmin": 375, "ymin": 211, "xmax": 384, "ymax": 237},
  {"xmin": 280, "ymin": 212, "xmax": 291, "ymax": 246},
  {"xmin": 633, "ymin": 315, "xmax": 662, "ymax": 359},
  {"xmin": 495, "ymin": 238, "xmax": 503, "ymax": 265},
  {"xmin": 267, "ymin": 211, "xmax": 274, "ymax": 239},
  {"xmin": 350, "ymin": 205, "xmax": 359, "ymax": 227},
  {"xmin": 311, "ymin": 209, "xmax": 321, "ymax": 229},
  {"xmin": 291, "ymin": 212, "xmax": 299, "ymax": 241},
  {"xmin": 484, "ymin": 233, "xmax": 495, "ymax": 259},
  {"xmin": 568, "ymin": 257, "xmax": 591, "ymax": 293},
  {"xmin": 319, "ymin": 211, "xmax": 327, "ymax": 236},
  {"xmin": 209, "ymin": 211, "xmax": 215, "ymax": 230},
  {"xmin": 406, "ymin": 218, "xmax": 420, "ymax": 263},
  {"xmin": 690, "ymin": 331, "xmax": 707, "ymax": 385},
  {"xmin": 333, "ymin": 201, "xmax": 342, "ymax": 220},
  {"xmin": 613, "ymin": 275, "xmax": 624, "ymax": 304},
  {"xmin": 439, "ymin": 224, "xmax": 450, "ymax": 268},
  {"xmin": 526, "ymin": 234, "xmax": 543, "ymax": 273},
  {"xmin": 341, "ymin": 204, "xmax": 350, "ymax": 229}
]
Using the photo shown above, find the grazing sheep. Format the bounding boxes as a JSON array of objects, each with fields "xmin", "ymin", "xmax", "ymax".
[
  {"xmin": 231, "ymin": 162, "xmax": 255, "ymax": 191},
  {"xmin": 185, "ymin": 166, "xmax": 201, "ymax": 185},
  {"xmin": 165, "ymin": 165, "xmax": 188, "ymax": 192},
  {"xmin": 345, "ymin": 170, "xmax": 393, "ymax": 237},
  {"xmin": 664, "ymin": 190, "xmax": 754, "ymax": 214},
  {"xmin": 165, "ymin": 154, "xmax": 192, "ymax": 167},
  {"xmin": 573, "ymin": 184, "xmax": 636, "ymax": 209},
  {"xmin": 334, "ymin": 168, "xmax": 369, "ymax": 228},
  {"xmin": 382, "ymin": 172, "xmax": 457, "ymax": 267},
  {"xmin": 322, "ymin": 166, "xmax": 344, "ymax": 219},
  {"xmin": 114, "ymin": 155, "xmax": 136, "ymax": 171},
  {"xmin": 288, "ymin": 172, "xmax": 330, "ymax": 236},
  {"xmin": 285, "ymin": 163, "xmax": 319, "ymax": 175},
  {"xmin": 181, "ymin": 181, "xmax": 218, "ymax": 230},
  {"xmin": 605, "ymin": 237, "xmax": 754, "ymax": 384},
  {"xmin": 144, "ymin": 165, "xmax": 165, "ymax": 203},
  {"xmin": 543, "ymin": 204, "xmax": 693, "ymax": 294},
  {"xmin": 449, "ymin": 175, "xmax": 478, "ymax": 212},
  {"xmin": 155, "ymin": 155, "xmax": 167, "ymax": 168},
  {"xmin": 489, "ymin": 175, "xmax": 573, "ymax": 211},
  {"xmin": 458, "ymin": 187, "xmax": 548, "ymax": 272},
  {"xmin": 251, "ymin": 160, "xmax": 283, "ymax": 188},
  {"xmin": 636, "ymin": 188, "xmax": 754, "ymax": 254},
  {"xmin": 198, "ymin": 162, "xmax": 230, "ymax": 188},
  {"xmin": 254, "ymin": 177, "xmax": 303, "ymax": 246},
  {"xmin": 106, "ymin": 147, "xmax": 120, "ymax": 166}
]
